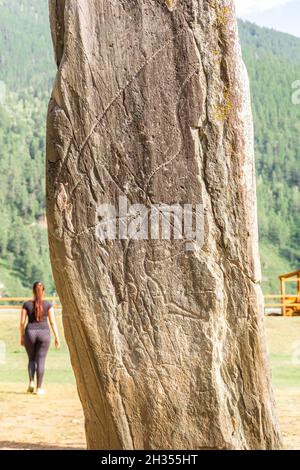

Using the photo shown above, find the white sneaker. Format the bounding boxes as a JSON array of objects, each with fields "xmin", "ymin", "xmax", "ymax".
[{"xmin": 35, "ymin": 388, "xmax": 46, "ymax": 395}]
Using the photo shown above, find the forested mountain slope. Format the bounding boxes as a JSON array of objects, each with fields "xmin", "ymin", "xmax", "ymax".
[
  {"xmin": 239, "ymin": 21, "xmax": 300, "ymax": 290},
  {"xmin": 0, "ymin": 0, "xmax": 53, "ymax": 91},
  {"xmin": 0, "ymin": 0, "xmax": 55, "ymax": 294},
  {"xmin": 0, "ymin": 3, "xmax": 299, "ymax": 294}
]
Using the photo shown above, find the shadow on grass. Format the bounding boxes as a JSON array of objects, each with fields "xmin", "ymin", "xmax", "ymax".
[{"xmin": 0, "ymin": 440, "xmax": 85, "ymax": 450}]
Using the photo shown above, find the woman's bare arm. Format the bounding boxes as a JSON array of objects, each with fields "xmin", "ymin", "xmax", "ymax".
[
  {"xmin": 48, "ymin": 307, "xmax": 60, "ymax": 348},
  {"xmin": 20, "ymin": 308, "xmax": 27, "ymax": 346}
]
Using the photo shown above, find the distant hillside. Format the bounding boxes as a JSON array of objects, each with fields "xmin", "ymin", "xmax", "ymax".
[
  {"xmin": 0, "ymin": 3, "xmax": 299, "ymax": 295},
  {"xmin": 239, "ymin": 21, "xmax": 300, "ymax": 291},
  {"xmin": 0, "ymin": 0, "xmax": 55, "ymax": 295},
  {"xmin": 0, "ymin": 0, "xmax": 53, "ymax": 92}
]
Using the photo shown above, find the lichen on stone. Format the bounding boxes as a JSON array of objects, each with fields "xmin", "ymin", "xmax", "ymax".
[
  {"xmin": 165, "ymin": 0, "xmax": 176, "ymax": 11},
  {"xmin": 209, "ymin": 0, "xmax": 232, "ymax": 28},
  {"xmin": 213, "ymin": 87, "xmax": 233, "ymax": 121}
]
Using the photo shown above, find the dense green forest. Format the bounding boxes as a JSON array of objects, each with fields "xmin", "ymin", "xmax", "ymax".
[
  {"xmin": 239, "ymin": 21, "xmax": 300, "ymax": 291},
  {"xmin": 0, "ymin": 0, "xmax": 55, "ymax": 295},
  {"xmin": 0, "ymin": 0, "xmax": 53, "ymax": 91},
  {"xmin": 0, "ymin": 1, "xmax": 299, "ymax": 295}
]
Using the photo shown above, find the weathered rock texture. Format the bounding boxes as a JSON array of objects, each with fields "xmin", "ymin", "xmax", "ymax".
[{"xmin": 47, "ymin": 0, "xmax": 281, "ymax": 449}]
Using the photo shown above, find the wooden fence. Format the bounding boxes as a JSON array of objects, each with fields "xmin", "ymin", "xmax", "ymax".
[
  {"xmin": 0, "ymin": 297, "xmax": 61, "ymax": 310},
  {"xmin": 264, "ymin": 294, "xmax": 300, "ymax": 316},
  {"xmin": 0, "ymin": 295, "xmax": 299, "ymax": 316}
]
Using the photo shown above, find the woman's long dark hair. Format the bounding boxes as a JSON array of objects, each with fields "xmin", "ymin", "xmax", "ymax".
[{"xmin": 33, "ymin": 281, "xmax": 45, "ymax": 322}]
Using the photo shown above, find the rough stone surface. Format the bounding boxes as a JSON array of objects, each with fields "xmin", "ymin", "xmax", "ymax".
[{"xmin": 46, "ymin": 0, "xmax": 282, "ymax": 449}]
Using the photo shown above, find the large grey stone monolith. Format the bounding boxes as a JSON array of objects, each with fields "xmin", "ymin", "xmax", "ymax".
[{"xmin": 46, "ymin": 0, "xmax": 281, "ymax": 449}]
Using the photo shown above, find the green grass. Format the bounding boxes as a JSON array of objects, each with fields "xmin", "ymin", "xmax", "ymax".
[
  {"xmin": 0, "ymin": 311, "xmax": 75, "ymax": 384},
  {"xmin": 0, "ymin": 312, "xmax": 299, "ymax": 391},
  {"xmin": 271, "ymin": 364, "xmax": 300, "ymax": 388},
  {"xmin": 266, "ymin": 316, "xmax": 300, "ymax": 389}
]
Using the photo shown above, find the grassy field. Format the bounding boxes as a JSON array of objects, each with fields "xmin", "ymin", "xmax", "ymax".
[
  {"xmin": 266, "ymin": 317, "xmax": 300, "ymax": 449},
  {"xmin": 0, "ymin": 312, "xmax": 299, "ymax": 449}
]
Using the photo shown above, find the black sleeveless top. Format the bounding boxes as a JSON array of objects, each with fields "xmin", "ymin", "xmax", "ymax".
[{"xmin": 23, "ymin": 300, "xmax": 53, "ymax": 330}]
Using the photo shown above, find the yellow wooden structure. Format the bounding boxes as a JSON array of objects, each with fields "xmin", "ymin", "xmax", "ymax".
[{"xmin": 279, "ymin": 270, "xmax": 300, "ymax": 317}]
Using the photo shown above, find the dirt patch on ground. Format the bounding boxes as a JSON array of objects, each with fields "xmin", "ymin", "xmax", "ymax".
[
  {"xmin": 0, "ymin": 383, "xmax": 86, "ymax": 450},
  {"xmin": 0, "ymin": 384, "xmax": 299, "ymax": 449},
  {"xmin": 275, "ymin": 389, "xmax": 300, "ymax": 450}
]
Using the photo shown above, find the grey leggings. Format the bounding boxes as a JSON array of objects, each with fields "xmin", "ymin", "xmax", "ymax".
[{"xmin": 24, "ymin": 327, "xmax": 51, "ymax": 388}]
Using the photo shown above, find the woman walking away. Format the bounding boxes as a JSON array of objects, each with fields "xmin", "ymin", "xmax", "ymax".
[{"xmin": 20, "ymin": 282, "xmax": 60, "ymax": 395}]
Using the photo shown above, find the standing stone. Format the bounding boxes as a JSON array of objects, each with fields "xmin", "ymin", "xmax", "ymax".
[{"xmin": 46, "ymin": 0, "xmax": 281, "ymax": 449}]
